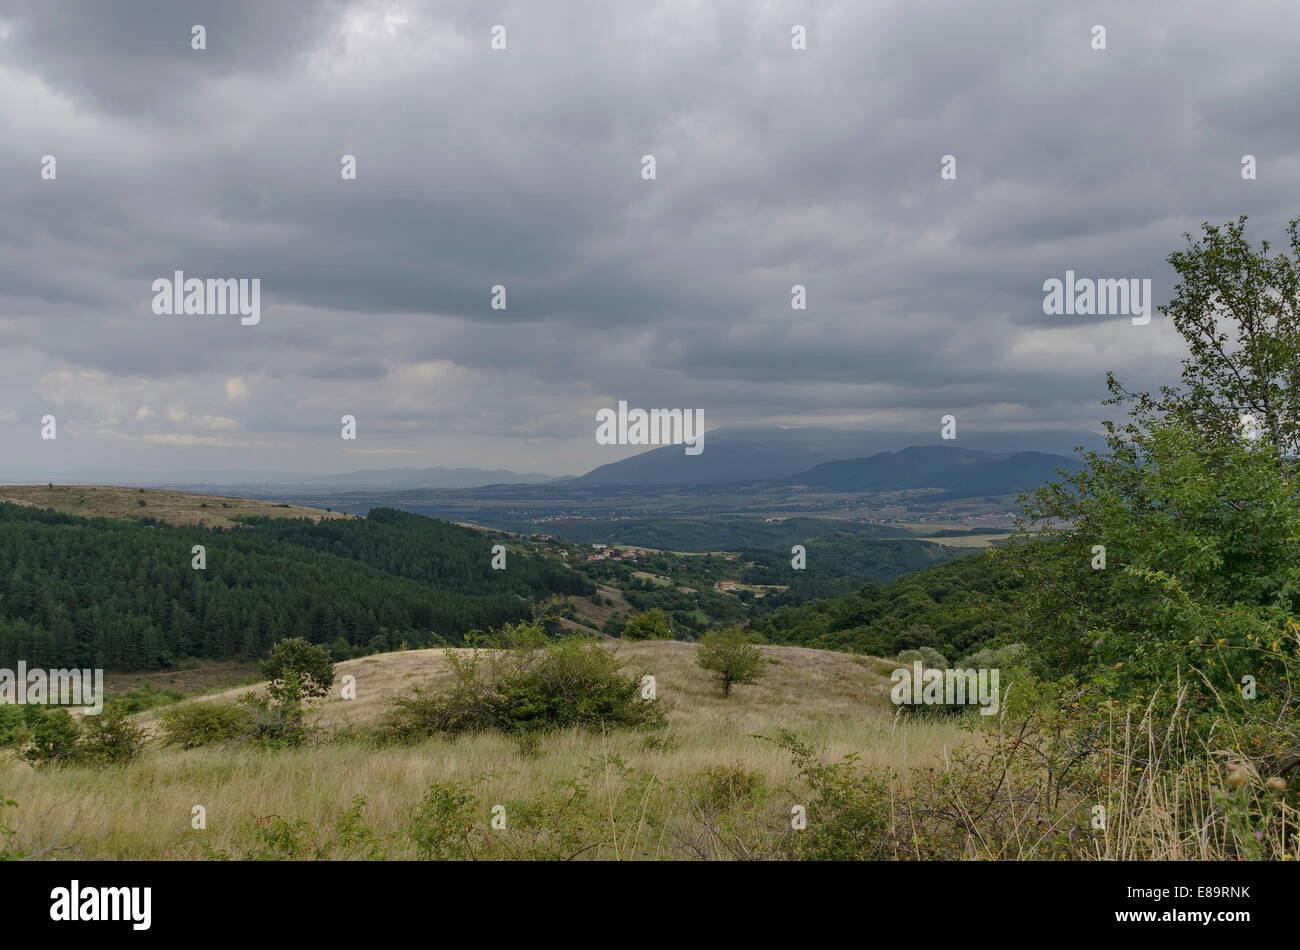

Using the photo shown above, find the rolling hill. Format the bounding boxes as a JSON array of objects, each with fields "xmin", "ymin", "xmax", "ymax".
[
  {"xmin": 0, "ymin": 640, "xmax": 971, "ymax": 860},
  {"xmin": 0, "ymin": 484, "xmax": 355, "ymax": 528}
]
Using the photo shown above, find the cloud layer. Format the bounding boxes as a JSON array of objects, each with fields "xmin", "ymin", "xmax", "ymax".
[{"xmin": 1, "ymin": 0, "xmax": 1297, "ymax": 476}]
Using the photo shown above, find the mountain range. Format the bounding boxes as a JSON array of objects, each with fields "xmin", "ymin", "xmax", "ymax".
[
  {"xmin": 785, "ymin": 445, "xmax": 1083, "ymax": 498},
  {"xmin": 4, "ymin": 426, "xmax": 1104, "ymax": 496},
  {"xmin": 574, "ymin": 425, "xmax": 1103, "ymax": 486}
]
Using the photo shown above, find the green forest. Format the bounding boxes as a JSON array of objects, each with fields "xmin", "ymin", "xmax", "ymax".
[{"xmin": 0, "ymin": 505, "xmax": 592, "ymax": 669}]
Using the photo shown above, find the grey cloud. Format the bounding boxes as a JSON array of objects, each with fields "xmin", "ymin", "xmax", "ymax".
[{"xmin": 0, "ymin": 0, "xmax": 1297, "ymax": 474}]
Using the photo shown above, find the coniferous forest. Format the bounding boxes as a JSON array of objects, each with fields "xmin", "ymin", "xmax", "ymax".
[{"xmin": 0, "ymin": 504, "xmax": 592, "ymax": 669}]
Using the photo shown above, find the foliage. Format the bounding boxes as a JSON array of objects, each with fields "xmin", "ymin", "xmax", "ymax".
[
  {"xmin": 695, "ymin": 627, "xmax": 768, "ymax": 697},
  {"xmin": 0, "ymin": 795, "xmax": 21, "ymax": 861},
  {"xmin": 621, "ymin": 608, "xmax": 673, "ymax": 641},
  {"xmin": 751, "ymin": 553, "xmax": 1019, "ymax": 659},
  {"xmin": 1007, "ymin": 220, "xmax": 1300, "ymax": 689},
  {"xmin": 158, "ymin": 701, "xmax": 255, "ymax": 749},
  {"xmin": 19, "ymin": 705, "xmax": 143, "ymax": 768},
  {"xmin": 0, "ymin": 503, "xmax": 590, "ymax": 670},
  {"xmin": 204, "ymin": 796, "xmax": 388, "ymax": 861},
  {"xmin": 74, "ymin": 707, "xmax": 146, "ymax": 767},
  {"xmin": 0, "ymin": 704, "xmax": 24, "ymax": 748},
  {"xmin": 1118, "ymin": 216, "xmax": 1300, "ymax": 459},
  {"xmin": 20, "ymin": 708, "xmax": 80, "ymax": 767},
  {"xmin": 262, "ymin": 637, "xmax": 335, "ymax": 704},
  {"xmin": 379, "ymin": 623, "xmax": 663, "ymax": 741}
]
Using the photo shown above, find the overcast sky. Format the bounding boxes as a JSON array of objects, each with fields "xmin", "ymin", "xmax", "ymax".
[{"xmin": 1, "ymin": 0, "xmax": 1297, "ymax": 478}]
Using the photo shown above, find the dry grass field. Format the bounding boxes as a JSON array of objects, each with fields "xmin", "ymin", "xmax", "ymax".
[
  {"xmin": 138, "ymin": 641, "xmax": 899, "ymax": 733},
  {"xmin": 0, "ymin": 484, "xmax": 353, "ymax": 528},
  {"xmin": 0, "ymin": 642, "xmax": 972, "ymax": 860}
]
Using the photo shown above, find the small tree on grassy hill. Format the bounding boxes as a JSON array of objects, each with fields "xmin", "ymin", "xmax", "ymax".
[
  {"xmin": 243, "ymin": 637, "xmax": 336, "ymax": 747},
  {"xmin": 696, "ymin": 627, "xmax": 767, "ymax": 697},
  {"xmin": 262, "ymin": 637, "xmax": 335, "ymax": 705}
]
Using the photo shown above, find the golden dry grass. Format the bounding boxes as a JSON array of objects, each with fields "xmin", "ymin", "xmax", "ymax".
[
  {"xmin": 136, "ymin": 641, "xmax": 897, "ymax": 734},
  {"xmin": 0, "ymin": 484, "xmax": 353, "ymax": 528},
  {"xmin": 0, "ymin": 642, "xmax": 972, "ymax": 860},
  {"xmin": 103, "ymin": 660, "xmax": 264, "ymax": 698}
]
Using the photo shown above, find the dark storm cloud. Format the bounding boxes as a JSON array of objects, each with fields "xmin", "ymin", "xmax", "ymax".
[
  {"xmin": 1, "ymin": 0, "xmax": 1298, "ymax": 474},
  {"xmin": 0, "ymin": 0, "xmax": 346, "ymax": 117}
]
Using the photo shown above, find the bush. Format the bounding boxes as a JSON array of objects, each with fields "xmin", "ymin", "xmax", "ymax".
[
  {"xmin": 240, "ymin": 694, "xmax": 312, "ymax": 749},
  {"xmin": 772, "ymin": 730, "xmax": 893, "ymax": 861},
  {"xmin": 695, "ymin": 765, "xmax": 767, "ymax": 812},
  {"xmin": 895, "ymin": 647, "xmax": 947, "ymax": 669},
  {"xmin": 105, "ymin": 684, "xmax": 186, "ymax": 715},
  {"xmin": 76, "ymin": 707, "xmax": 146, "ymax": 766},
  {"xmin": 695, "ymin": 627, "xmax": 768, "ymax": 697},
  {"xmin": 263, "ymin": 637, "xmax": 335, "ymax": 703},
  {"xmin": 0, "ymin": 795, "xmax": 21, "ymax": 861},
  {"xmin": 957, "ymin": 643, "xmax": 1026, "ymax": 670},
  {"xmin": 379, "ymin": 623, "xmax": 663, "ymax": 741},
  {"xmin": 159, "ymin": 701, "xmax": 254, "ymax": 749},
  {"xmin": 622, "ymin": 608, "xmax": 673, "ymax": 641},
  {"xmin": 408, "ymin": 782, "xmax": 480, "ymax": 860},
  {"xmin": 21, "ymin": 709, "xmax": 80, "ymax": 767},
  {"xmin": 0, "ymin": 705, "xmax": 25, "ymax": 748}
]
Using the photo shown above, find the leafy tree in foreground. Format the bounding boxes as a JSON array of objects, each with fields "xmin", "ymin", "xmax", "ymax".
[
  {"xmin": 1009, "ymin": 217, "xmax": 1300, "ymax": 688},
  {"xmin": 1108, "ymin": 216, "xmax": 1300, "ymax": 461}
]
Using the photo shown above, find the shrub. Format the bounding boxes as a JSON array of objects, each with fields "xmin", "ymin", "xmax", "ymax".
[
  {"xmin": 105, "ymin": 684, "xmax": 186, "ymax": 715},
  {"xmin": 379, "ymin": 623, "xmax": 662, "ymax": 741},
  {"xmin": 240, "ymin": 693, "xmax": 312, "ymax": 749},
  {"xmin": 76, "ymin": 707, "xmax": 146, "ymax": 766},
  {"xmin": 695, "ymin": 627, "xmax": 767, "ymax": 697},
  {"xmin": 205, "ymin": 796, "xmax": 387, "ymax": 861},
  {"xmin": 159, "ymin": 701, "xmax": 254, "ymax": 749},
  {"xmin": 405, "ymin": 757, "xmax": 668, "ymax": 861},
  {"xmin": 895, "ymin": 647, "xmax": 948, "ymax": 669},
  {"xmin": 19, "ymin": 706, "xmax": 145, "ymax": 768},
  {"xmin": 622, "ymin": 608, "xmax": 673, "ymax": 641},
  {"xmin": 21, "ymin": 709, "xmax": 80, "ymax": 767},
  {"xmin": 772, "ymin": 730, "xmax": 893, "ymax": 861},
  {"xmin": 957, "ymin": 643, "xmax": 1026, "ymax": 670},
  {"xmin": 0, "ymin": 705, "xmax": 25, "ymax": 748},
  {"xmin": 408, "ymin": 781, "xmax": 480, "ymax": 860},
  {"xmin": 262, "ymin": 637, "xmax": 335, "ymax": 704},
  {"xmin": 0, "ymin": 795, "xmax": 21, "ymax": 861},
  {"xmin": 695, "ymin": 764, "xmax": 766, "ymax": 812}
]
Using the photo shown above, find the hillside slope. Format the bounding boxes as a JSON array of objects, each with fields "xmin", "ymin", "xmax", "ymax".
[
  {"xmin": 147, "ymin": 640, "xmax": 899, "ymax": 733},
  {"xmin": 1, "ymin": 641, "xmax": 971, "ymax": 860},
  {"xmin": 0, "ymin": 500, "xmax": 591, "ymax": 669},
  {"xmin": 0, "ymin": 484, "xmax": 352, "ymax": 528}
]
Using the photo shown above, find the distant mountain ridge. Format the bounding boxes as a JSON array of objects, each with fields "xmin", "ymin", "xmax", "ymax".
[
  {"xmin": 275, "ymin": 466, "xmax": 561, "ymax": 489},
  {"xmin": 0, "ymin": 465, "xmax": 565, "ymax": 491},
  {"xmin": 787, "ymin": 445, "xmax": 1083, "ymax": 498},
  {"xmin": 575, "ymin": 425, "xmax": 1103, "ymax": 486}
]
